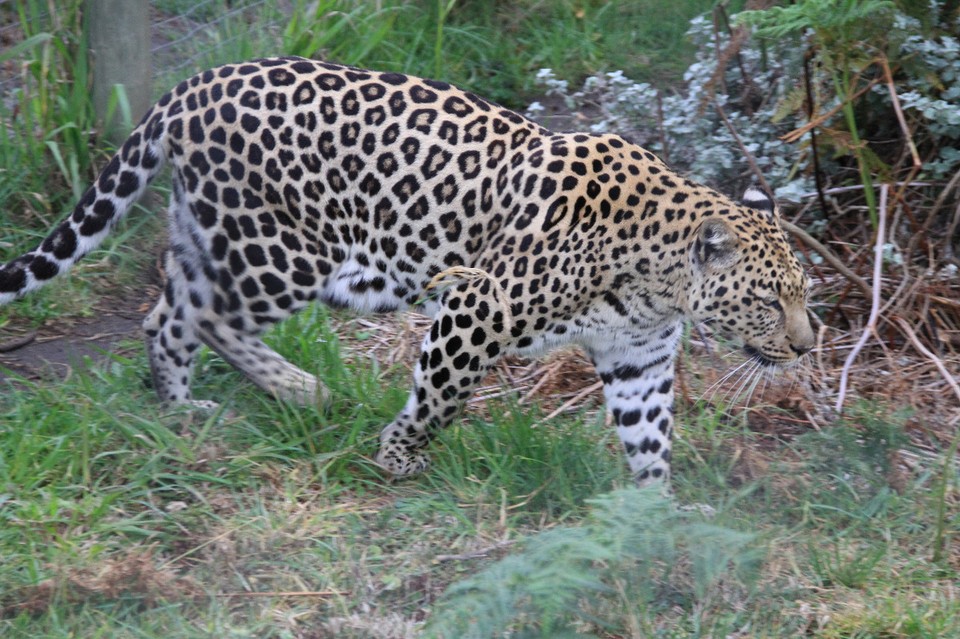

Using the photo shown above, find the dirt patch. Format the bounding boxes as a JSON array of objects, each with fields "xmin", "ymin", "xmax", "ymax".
[{"xmin": 0, "ymin": 289, "xmax": 157, "ymax": 386}]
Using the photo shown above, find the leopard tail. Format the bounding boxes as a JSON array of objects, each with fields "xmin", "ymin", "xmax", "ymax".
[{"xmin": 0, "ymin": 105, "xmax": 167, "ymax": 305}]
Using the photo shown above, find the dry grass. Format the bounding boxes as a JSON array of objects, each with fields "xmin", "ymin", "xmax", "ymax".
[{"xmin": 1, "ymin": 549, "xmax": 203, "ymax": 617}]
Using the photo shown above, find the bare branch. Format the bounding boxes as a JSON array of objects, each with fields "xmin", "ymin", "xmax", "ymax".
[
  {"xmin": 781, "ymin": 220, "xmax": 872, "ymax": 298},
  {"xmin": 894, "ymin": 318, "xmax": 960, "ymax": 406},
  {"xmin": 781, "ymin": 75, "xmax": 883, "ymax": 144},
  {"xmin": 836, "ymin": 184, "xmax": 888, "ymax": 413}
]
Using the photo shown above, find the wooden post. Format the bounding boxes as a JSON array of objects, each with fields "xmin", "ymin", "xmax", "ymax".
[{"xmin": 86, "ymin": 0, "xmax": 151, "ymax": 145}]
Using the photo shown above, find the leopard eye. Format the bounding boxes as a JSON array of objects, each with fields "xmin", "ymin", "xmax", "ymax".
[{"xmin": 764, "ymin": 298, "xmax": 783, "ymax": 312}]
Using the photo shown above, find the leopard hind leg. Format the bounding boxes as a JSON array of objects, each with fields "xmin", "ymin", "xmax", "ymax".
[
  {"xmin": 143, "ymin": 251, "xmax": 217, "ymax": 410},
  {"xmin": 196, "ymin": 314, "xmax": 328, "ymax": 407}
]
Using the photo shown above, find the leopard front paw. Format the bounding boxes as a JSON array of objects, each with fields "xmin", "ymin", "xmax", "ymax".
[{"xmin": 374, "ymin": 444, "xmax": 430, "ymax": 477}]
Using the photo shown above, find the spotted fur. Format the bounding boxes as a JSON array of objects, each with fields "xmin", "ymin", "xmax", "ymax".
[{"xmin": 0, "ymin": 57, "xmax": 814, "ymax": 483}]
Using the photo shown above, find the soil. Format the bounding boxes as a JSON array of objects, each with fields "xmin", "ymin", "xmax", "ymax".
[
  {"xmin": 1, "ymin": 184, "xmax": 166, "ymax": 387},
  {"xmin": 0, "ymin": 283, "xmax": 158, "ymax": 387}
]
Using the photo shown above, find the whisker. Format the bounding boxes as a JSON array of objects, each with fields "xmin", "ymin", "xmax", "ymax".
[
  {"xmin": 716, "ymin": 358, "xmax": 759, "ymax": 413},
  {"xmin": 703, "ymin": 357, "xmax": 750, "ymax": 395},
  {"xmin": 701, "ymin": 357, "xmax": 753, "ymax": 404},
  {"xmin": 742, "ymin": 362, "xmax": 765, "ymax": 411},
  {"xmin": 731, "ymin": 360, "xmax": 761, "ymax": 408}
]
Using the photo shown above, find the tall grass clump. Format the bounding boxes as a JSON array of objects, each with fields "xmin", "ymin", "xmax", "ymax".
[
  {"xmin": 786, "ymin": 403, "xmax": 911, "ymax": 532},
  {"xmin": 931, "ymin": 425, "xmax": 960, "ymax": 565},
  {"xmin": 428, "ymin": 403, "xmax": 625, "ymax": 519},
  {"xmin": 151, "ymin": 0, "xmax": 724, "ymax": 112},
  {"xmin": 0, "ymin": 0, "xmax": 99, "ymax": 226}
]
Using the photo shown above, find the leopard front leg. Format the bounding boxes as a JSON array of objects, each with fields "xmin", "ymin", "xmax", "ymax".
[
  {"xmin": 588, "ymin": 322, "xmax": 682, "ymax": 485},
  {"xmin": 376, "ymin": 277, "xmax": 511, "ymax": 477}
]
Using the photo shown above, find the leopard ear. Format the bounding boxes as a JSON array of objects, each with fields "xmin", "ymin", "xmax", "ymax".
[
  {"xmin": 741, "ymin": 187, "xmax": 778, "ymax": 219},
  {"xmin": 692, "ymin": 218, "xmax": 738, "ymax": 270}
]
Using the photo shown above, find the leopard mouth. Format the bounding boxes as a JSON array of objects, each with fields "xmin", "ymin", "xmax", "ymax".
[{"xmin": 743, "ymin": 344, "xmax": 785, "ymax": 367}]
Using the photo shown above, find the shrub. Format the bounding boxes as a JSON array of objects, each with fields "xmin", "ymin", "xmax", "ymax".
[
  {"xmin": 528, "ymin": 1, "xmax": 960, "ymax": 202},
  {"xmin": 425, "ymin": 488, "xmax": 760, "ymax": 638}
]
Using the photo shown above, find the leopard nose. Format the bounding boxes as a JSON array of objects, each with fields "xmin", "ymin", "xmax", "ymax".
[{"xmin": 790, "ymin": 343, "xmax": 811, "ymax": 356}]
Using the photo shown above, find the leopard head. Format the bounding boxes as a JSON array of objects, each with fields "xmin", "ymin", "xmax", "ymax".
[{"xmin": 685, "ymin": 188, "xmax": 814, "ymax": 366}]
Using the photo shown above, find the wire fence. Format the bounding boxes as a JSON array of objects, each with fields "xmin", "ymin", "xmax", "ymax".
[{"xmin": 150, "ymin": 0, "xmax": 282, "ymax": 78}]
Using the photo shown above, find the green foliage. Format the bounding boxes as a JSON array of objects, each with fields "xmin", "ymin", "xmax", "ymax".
[
  {"xmin": 281, "ymin": 0, "xmax": 399, "ymax": 62},
  {"xmin": 788, "ymin": 404, "xmax": 911, "ymax": 532},
  {"xmin": 533, "ymin": 0, "xmax": 959, "ymax": 217},
  {"xmin": 739, "ymin": 0, "xmax": 900, "ymax": 228},
  {"xmin": 427, "ymin": 404, "xmax": 624, "ymax": 519},
  {"xmin": 738, "ymin": 0, "xmax": 896, "ymax": 46},
  {"xmin": 426, "ymin": 488, "xmax": 761, "ymax": 638},
  {"xmin": 808, "ymin": 542, "xmax": 887, "ymax": 589},
  {"xmin": 0, "ymin": 0, "xmax": 99, "ymax": 222}
]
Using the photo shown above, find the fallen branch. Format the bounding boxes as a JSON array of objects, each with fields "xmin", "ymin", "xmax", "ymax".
[
  {"xmin": 0, "ymin": 331, "xmax": 36, "ymax": 353},
  {"xmin": 836, "ymin": 184, "xmax": 888, "ymax": 413},
  {"xmin": 893, "ymin": 317, "xmax": 960, "ymax": 406},
  {"xmin": 216, "ymin": 590, "xmax": 344, "ymax": 598}
]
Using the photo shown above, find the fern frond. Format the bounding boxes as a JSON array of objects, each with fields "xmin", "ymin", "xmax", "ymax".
[{"xmin": 425, "ymin": 488, "xmax": 758, "ymax": 638}]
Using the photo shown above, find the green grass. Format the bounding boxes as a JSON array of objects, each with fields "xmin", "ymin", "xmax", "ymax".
[
  {"xmin": 0, "ymin": 1, "xmax": 100, "ymax": 213},
  {"xmin": 2, "ymin": 0, "xmax": 959, "ymax": 636},
  {"xmin": 2, "ymin": 322, "xmax": 957, "ymax": 636},
  {"xmin": 148, "ymin": 0, "xmax": 723, "ymax": 106}
]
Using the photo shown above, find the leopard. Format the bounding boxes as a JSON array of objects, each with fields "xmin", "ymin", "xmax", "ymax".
[{"xmin": 0, "ymin": 56, "xmax": 814, "ymax": 484}]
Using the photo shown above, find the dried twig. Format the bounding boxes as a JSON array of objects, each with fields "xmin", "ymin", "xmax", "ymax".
[
  {"xmin": 517, "ymin": 358, "xmax": 565, "ymax": 404},
  {"xmin": 215, "ymin": 590, "xmax": 344, "ymax": 598},
  {"xmin": 836, "ymin": 184, "xmax": 888, "ymax": 413},
  {"xmin": 781, "ymin": 75, "xmax": 883, "ymax": 144},
  {"xmin": 802, "ymin": 44, "xmax": 828, "ymax": 215},
  {"xmin": 876, "ymin": 54, "xmax": 930, "ymax": 265},
  {"xmin": 781, "ymin": 220, "xmax": 872, "ymax": 298},
  {"xmin": 894, "ymin": 317, "xmax": 960, "ymax": 406},
  {"xmin": 881, "ymin": 55, "xmax": 922, "ymax": 172},
  {"xmin": 797, "ymin": 182, "xmax": 935, "ymax": 198},
  {"xmin": 913, "ymin": 165, "xmax": 960, "ymax": 264},
  {"xmin": 0, "ymin": 331, "xmax": 36, "ymax": 353},
  {"xmin": 714, "ymin": 101, "xmax": 772, "ymax": 195},
  {"xmin": 535, "ymin": 380, "xmax": 603, "ymax": 425},
  {"xmin": 946, "ymin": 198, "xmax": 960, "ymax": 266}
]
